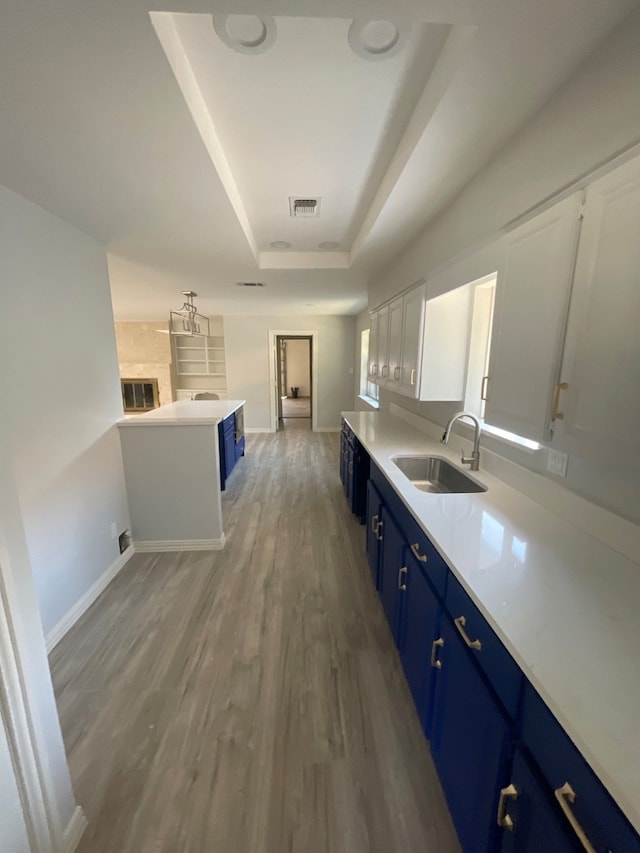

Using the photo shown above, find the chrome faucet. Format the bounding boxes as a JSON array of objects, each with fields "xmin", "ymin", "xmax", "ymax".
[{"xmin": 441, "ymin": 411, "xmax": 482, "ymax": 471}]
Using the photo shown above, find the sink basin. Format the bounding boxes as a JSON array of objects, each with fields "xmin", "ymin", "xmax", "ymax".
[{"xmin": 391, "ymin": 455, "xmax": 487, "ymax": 494}]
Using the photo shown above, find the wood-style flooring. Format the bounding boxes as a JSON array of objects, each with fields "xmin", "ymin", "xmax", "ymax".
[{"xmin": 49, "ymin": 427, "xmax": 460, "ymax": 853}]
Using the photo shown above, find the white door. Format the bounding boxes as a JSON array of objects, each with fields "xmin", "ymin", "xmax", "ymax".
[
  {"xmin": 484, "ymin": 195, "xmax": 581, "ymax": 442},
  {"xmin": 385, "ymin": 296, "xmax": 404, "ymax": 392},
  {"xmin": 398, "ymin": 282, "xmax": 426, "ymax": 398},
  {"xmin": 0, "ymin": 712, "xmax": 30, "ymax": 853},
  {"xmin": 558, "ymin": 154, "xmax": 640, "ymax": 460}
]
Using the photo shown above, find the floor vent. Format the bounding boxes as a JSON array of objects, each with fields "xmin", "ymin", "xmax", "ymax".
[{"xmin": 289, "ymin": 197, "xmax": 321, "ymax": 217}]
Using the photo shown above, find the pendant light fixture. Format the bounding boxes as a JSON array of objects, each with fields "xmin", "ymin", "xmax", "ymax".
[{"xmin": 169, "ymin": 291, "xmax": 210, "ymax": 337}]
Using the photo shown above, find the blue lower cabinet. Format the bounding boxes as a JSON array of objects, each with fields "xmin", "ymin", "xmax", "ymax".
[
  {"xmin": 397, "ymin": 553, "xmax": 442, "ymax": 737},
  {"xmin": 498, "ymin": 747, "xmax": 581, "ymax": 853},
  {"xmin": 520, "ymin": 682, "xmax": 640, "ymax": 853},
  {"xmin": 235, "ymin": 435, "xmax": 245, "ymax": 462},
  {"xmin": 378, "ymin": 507, "xmax": 404, "ymax": 640},
  {"xmin": 430, "ymin": 616, "xmax": 513, "ymax": 853},
  {"xmin": 365, "ymin": 480, "xmax": 383, "ymax": 589}
]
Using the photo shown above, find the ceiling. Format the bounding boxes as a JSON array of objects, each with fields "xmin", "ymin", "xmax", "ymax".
[{"xmin": 0, "ymin": 0, "xmax": 637, "ymax": 319}]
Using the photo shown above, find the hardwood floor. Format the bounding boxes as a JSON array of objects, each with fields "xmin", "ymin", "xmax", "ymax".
[{"xmin": 49, "ymin": 429, "xmax": 460, "ymax": 853}]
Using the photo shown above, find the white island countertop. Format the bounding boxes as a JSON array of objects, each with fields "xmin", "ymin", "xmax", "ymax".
[
  {"xmin": 342, "ymin": 409, "xmax": 640, "ymax": 835},
  {"xmin": 118, "ymin": 399, "xmax": 245, "ymax": 426}
]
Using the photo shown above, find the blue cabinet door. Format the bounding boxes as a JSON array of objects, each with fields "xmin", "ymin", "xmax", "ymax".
[
  {"xmin": 430, "ymin": 616, "xmax": 513, "ymax": 853},
  {"xmin": 499, "ymin": 747, "xmax": 580, "ymax": 853},
  {"xmin": 224, "ymin": 426, "xmax": 236, "ymax": 479},
  {"xmin": 379, "ymin": 507, "xmax": 404, "ymax": 641},
  {"xmin": 398, "ymin": 555, "xmax": 442, "ymax": 738},
  {"xmin": 339, "ymin": 431, "xmax": 347, "ymax": 488},
  {"xmin": 365, "ymin": 480, "xmax": 383, "ymax": 589},
  {"xmin": 345, "ymin": 444, "xmax": 354, "ymax": 506}
]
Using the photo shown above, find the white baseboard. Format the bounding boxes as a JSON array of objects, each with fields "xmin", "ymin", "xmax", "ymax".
[
  {"xmin": 46, "ymin": 547, "xmax": 135, "ymax": 653},
  {"xmin": 134, "ymin": 535, "xmax": 226, "ymax": 552},
  {"xmin": 62, "ymin": 806, "xmax": 87, "ymax": 852}
]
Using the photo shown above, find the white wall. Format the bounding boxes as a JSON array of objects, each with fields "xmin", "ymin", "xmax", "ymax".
[
  {"xmin": 225, "ymin": 315, "xmax": 356, "ymax": 429},
  {"xmin": 366, "ymin": 10, "xmax": 640, "ymax": 523},
  {"xmin": 0, "ymin": 185, "xmax": 131, "ymax": 637},
  {"xmin": 285, "ymin": 339, "xmax": 311, "ymax": 397}
]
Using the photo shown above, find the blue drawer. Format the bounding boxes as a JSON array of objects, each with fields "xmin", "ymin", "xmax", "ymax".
[
  {"xmin": 445, "ymin": 573, "xmax": 523, "ymax": 719},
  {"xmin": 520, "ymin": 682, "xmax": 640, "ymax": 853}
]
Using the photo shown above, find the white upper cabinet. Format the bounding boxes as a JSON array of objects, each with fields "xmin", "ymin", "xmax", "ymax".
[
  {"xmin": 484, "ymin": 195, "xmax": 581, "ymax": 442},
  {"xmin": 385, "ymin": 296, "xmax": 404, "ymax": 392},
  {"xmin": 557, "ymin": 154, "xmax": 640, "ymax": 460},
  {"xmin": 368, "ymin": 311, "xmax": 380, "ymax": 380},
  {"xmin": 418, "ymin": 284, "xmax": 472, "ymax": 401},
  {"xmin": 398, "ymin": 281, "xmax": 426, "ymax": 397},
  {"xmin": 376, "ymin": 303, "xmax": 390, "ymax": 383}
]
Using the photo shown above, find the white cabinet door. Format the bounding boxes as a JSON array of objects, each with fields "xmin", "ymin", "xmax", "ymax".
[
  {"xmin": 484, "ymin": 195, "xmax": 581, "ymax": 442},
  {"xmin": 419, "ymin": 283, "xmax": 472, "ymax": 401},
  {"xmin": 398, "ymin": 282, "xmax": 426, "ymax": 398},
  {"xmin": 385, "ymin": 296, "xmax": 404, "ymax": 392},
  {"xmin": 376, "ymin": 303, "xmax": 390, "ymax": 385},
  {"xmin": 558, "ymin": 155, "xmax": 640, "ymax": 460},
  {"xmin": 367, "ymin": 312, "xmax": 379, "ymax": 381}
]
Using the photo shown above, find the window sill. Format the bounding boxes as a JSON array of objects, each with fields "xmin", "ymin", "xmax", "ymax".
[{"xmin": 358, "ymin": 395, "xmax": 380, "ymax": 411}]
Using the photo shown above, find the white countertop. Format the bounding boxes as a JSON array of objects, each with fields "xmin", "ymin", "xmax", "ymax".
[
  {"xmin": 343, "ymin": 410, "xmax": 640, "ymax": 834},
  {"xmin": 117, "ymin": 400, "xmax": 245, "ymax": 426}
]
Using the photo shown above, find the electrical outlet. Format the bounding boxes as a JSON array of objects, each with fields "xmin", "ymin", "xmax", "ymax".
[
  {"xmin": 547, "ymin": 448, "xmax": 568, "ymax": 478},
  {"xmin": 110, "ymin": 522, "xmax": 118, "ymax": 539}
]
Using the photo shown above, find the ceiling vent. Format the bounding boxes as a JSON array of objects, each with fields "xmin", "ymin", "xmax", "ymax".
[
  {"xmin": 235, "ymin": 281, "xmax": 265, "ymax": 287},
  {"xmin": 289, "ymin": 197, "xmax": 321, "ymax": 217}
]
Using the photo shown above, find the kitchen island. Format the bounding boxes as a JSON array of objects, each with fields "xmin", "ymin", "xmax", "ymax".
[
  {"xmin": 342, "ymin": 407, "xmax": 640, "ymax": 850},
  {"xmin": 117, "ymin": 400, "xmax": 245, "ymax": 551}
]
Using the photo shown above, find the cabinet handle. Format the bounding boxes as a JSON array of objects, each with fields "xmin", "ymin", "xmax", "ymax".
[
  {"xmin": 371, "ymin": 514, "xmax": 379, "ymax": 533},
  {"xmin": 394, "ymin": 366, "xmax": 400, "ymax": 379},
  {"xmin": 555, "ymin": 782, "xmax": 597, "ymax": 853},
  {"xmin": 481, "ymin": 374, "xmax": 490, "ymax": 401},
  {"xmin": 376, "ymin": 521, "xmax": 383, "ymax": 542},
  {"xmin": 410, "ymin": 543, "xmax": 427, "ymax": 563},
  {"xmin": 381, "ymin": 365, "xmax": 388, "ymax": 377},
  {"xmin": 551, "ymin": 382, "xmax": 569, "ymax": 421},
  {"xmin": 430, "ymin": 637, "xmax": 444, "ymax": 669},
  {"xmin": 454, "ymin": 615, "xmax": 482, "ymax": 651},
  {"xmin": 371, "ymin": 363, "xmax": 378, "ymax": 376},
  {"xmin": 397, "ymin": 566, "xmax": 408, "ymax": 591},
  {"xmin": 410, "ymin": 368, "xmax": 416, "ymax": 386},
  {"xmin": 497, "ymin": 783, "xmax": 518, "ymax": 831},
  {"xmin": 348, "ymin": 462, "xmax": 353, "ymax": 474}
]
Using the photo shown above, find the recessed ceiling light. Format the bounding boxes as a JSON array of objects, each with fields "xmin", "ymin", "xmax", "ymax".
[
  {"xmin": 212, "ymin": 14, "xmax": 277, "ymax": 55},
  {"xmin": 270, "ymin": 240, "xmax": 292, "ymax": 249},
  {"xmin": 319, "ymin": 241, "xmax": 341, "ymax": 250},
  {"xmin": 348, "ymin": 20, "xmax": 409, "ymax": 61}
]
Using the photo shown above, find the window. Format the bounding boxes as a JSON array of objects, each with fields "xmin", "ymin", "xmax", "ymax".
[{"xmin": 360, "ymin": 329, "xmax": 379, "ymax": 403}]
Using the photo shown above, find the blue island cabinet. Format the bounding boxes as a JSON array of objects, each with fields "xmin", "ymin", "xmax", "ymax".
[{"xmin": 218, "ymin": 413, "xmax": 237, "ymax": 490}]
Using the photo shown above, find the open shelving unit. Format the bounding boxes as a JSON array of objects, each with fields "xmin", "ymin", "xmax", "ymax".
[{"xmin": 173, "ymin": 316, "xmax": 227, "ymax": 399}]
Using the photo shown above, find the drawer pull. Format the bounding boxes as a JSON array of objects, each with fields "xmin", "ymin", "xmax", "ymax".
[
  {"xmin": 376, "ymin": 521, "xmax": 383, "ymax": 542},
  {"xmin": 430, "ymin": 637, "xmax": 444, "ymax": 669},
  {"xmin": 397, "ymin": 566, "xmax": 408, "ymax": 591},
  {"xmin": 381, "ymin": 365, "xmax": 388, "ymax": 377},
  {"xmin": 454, "ymin": 615, "xmax": 482, "ymax": 651},
  {"xmin": 371, "ymin": 514, "xmax": 379, "ymax": 533},
  {"xmin": 555, "ymin": 782, "xmax": 596, "ymax": 853},
  {"xmin": 410, "ymin": 543, "xmax": 427, "ymax": 563},
  {"xmin": 497, "ymin": 783, "xmax": 518, "ymax": 831},
  {"xmin": 410, "ymin": 368, "xmax": 416, "ymax": 386}
]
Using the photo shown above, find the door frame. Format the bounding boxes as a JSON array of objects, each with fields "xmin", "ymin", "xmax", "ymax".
[{"xmin": 268, "ymin": 330, "xmax": 318, "ymax": 432}]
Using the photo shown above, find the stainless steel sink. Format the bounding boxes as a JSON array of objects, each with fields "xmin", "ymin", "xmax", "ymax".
[{"xmin": 391, "ymin": 455, "xmax": 487, "ymax": 494}]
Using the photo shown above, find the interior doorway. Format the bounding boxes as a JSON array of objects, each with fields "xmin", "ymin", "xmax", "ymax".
[{"xmin": 275, "ymin": 335, "xmax": 312, "ymax": 428}]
